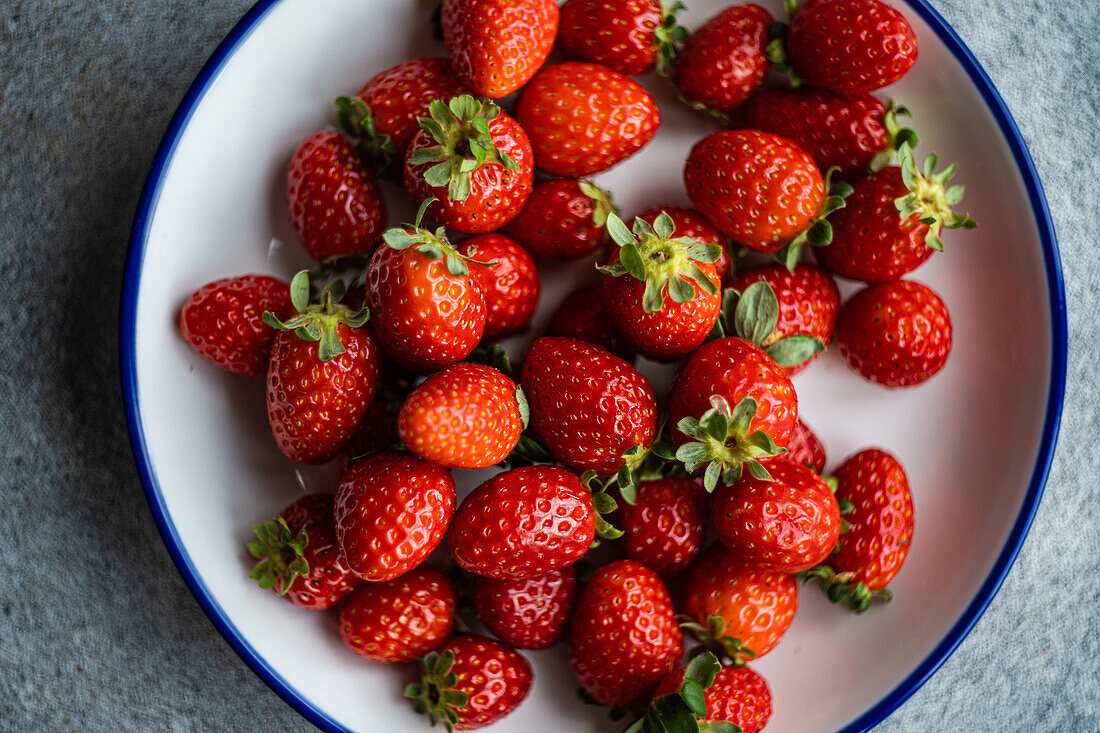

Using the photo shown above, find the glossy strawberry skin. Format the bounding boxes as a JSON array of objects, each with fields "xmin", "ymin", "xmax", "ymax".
[
  {"xmin": 271, "ymin": 494, "xmax": 361, "ymax": 610},
  {"xmin": 681, "ymin": 544, "xmax": 798, "ymax": 660},
  {"xmin": 441, "ymin": 0, "xmax": 559, "ymax": 98},
  {"xmin": 744, "ymin": 87, "xmax": 889, "ymax": 181},
  {"xmin": 558, "ymin": 0, "xmax": 663, "ymax": 75},
  {"xmin": 675, "ymin": 4, "xmax": 773, "ymax": 114},
  {"xmin": 729, "ymin": 263, "xmax": 840, "ymax": 376},
  {"xmin": 714, "ymin": 458, "xmax": 841, "ymax": 573},
  {"xmin": 569, "ymin": 560, "xmax": 684, "ymax": 709},
  {"xmin": 521, "ymin": 337, "xmax": 658, "ymax": 475},
  {"xmin": 786, "ymin": 419, "xmax": 827, "ymax": 473},
  {"xmin": 620, "ymin": 477, "xmax": 708, "ymax": 576},
  {"xmin": 788, "ymin": 0, "xmax": 918, "ymax": 95},
  {"xmin": 668, "ymin": 337, "xmax": 798, "ymax": 448},
  {"xmin": 439, "ymin": 635, "xmax": 533, "ymax": 729},
  {"xmin": 836, "ymin": 279, "xmax": 952, "ymax": 387},
  {"xmin": 817, "ymin": 167, "xmax": 933, "ymax": 282},
  {"xmin": 517, "ymin": 62, "xmax": 660, "ymax": 177},
  {"xmin": 545, "ymin": 285, "xmax": 637, "ymax": 362},
  {"xmin": 287, "ymin": 130, "xmax": 386, "ymax": 261},
  {"xmin": 633, "ymin": 206, "xmax": 734, "ymax": 284},
  {"xmin": 464, "ymin": 234, "xmax": 541, "ymax": 339},
  {"xmin": 366, "ymin": 243, "xmax": 487, "ymax": 372},
  {"xmin": 653, "ymin": 665, "xmax": 773, "ymax": 733},
  {"xmin": 339, "ymin": 566, "xmax": 456, "ymax": 663},
  {"xmin": 266, "ymin": 326, "xmax": 381, "ymax": 464},
  {"xmin": 502, "ymin": 179, "xmax": 608, "ymax": 260},
  {"xmin": 404, "ymin": 109, "xmax": 533, "ymax": 234},
  {"xmin": 179, "ymin": 275, "xmax": 292, "ymax": 376},
  {"xmin": 473, "ymin": 567, "xmax": 579, "ymax": 650},
  {"xmin": 685, "ymin": 130, "xmax": 824, "ymax": 253},
  {"xmin": 831, "ymin": 448, "xmax": 914, "ymax": 590},
  {"xmin": 398, "ymin": 363, "xmax": 523, "ymax": 470},
  {"xmin": 334, "ymin": 451, "xmax": 456, "ymax": 582},
  {"xmin": 449, "ymin": 466, "xmax": 595, "ymax": 580}
]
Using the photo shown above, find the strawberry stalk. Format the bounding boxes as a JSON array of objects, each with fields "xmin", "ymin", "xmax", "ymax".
[
  {"xmin": 381, "ymin": 198, "xmax": 497, "ymax": 277},
  {"xmin": 623, "ymin": 652, "xmax": 740, "ymax": 733},
  {"xmin": 247, "ymin": 517, "xmax": 309, "ymax": 596},
  {"xmin": 263, "ymin": 270, "xmax": 370, "ymax": 362},
  {"xmin": 405, "ymin": 649, "xmax": 470, "ymax": 732},
  {"xmin": 654, "ymin": 1, "xmax": 689, "ymax": 78},
  {"xmin": 869, "ymin": 101, "xmax": 920, "ymax": 171},
  {"xmin": 775, "ymin": 168, "xmax": 852, "ymax": 270},
  {"xmin": 579, "ymin": 471, "xmax": 625, "ymax": 542},
  {"xmin": 707, "ymin": 280, "xmax": 825, "ymax": 368},
  {"xmin": 675, "ymin": 395, "xmax": 786, "ymax": 491},
  {"xmin": 577, "ymin": 180, "xmax": 617, "ymax": 231},
  {"xmin": 894, "ymin": 142, "xmax": 977, "ymax": 251},
  {"xmin": 801, "ymin": 566, "xmax": 893, "ymax": 613},
  {"xmin": 679, "ymin": 614, "xmax": 758, "ymax": 666},
  {"xmin": 334, "ymin": 95, "xmax": 398, "ymax": 178}
]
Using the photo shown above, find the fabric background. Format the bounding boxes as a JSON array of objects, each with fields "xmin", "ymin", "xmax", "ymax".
[{"xmin": 1, "ymin": 0, "xmax": 1097, "ymax": 730}]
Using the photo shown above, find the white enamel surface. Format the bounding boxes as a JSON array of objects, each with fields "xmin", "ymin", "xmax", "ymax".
[{"xmin": 129, "ymin": 1, "xmax": 1054, "ymax": 731}]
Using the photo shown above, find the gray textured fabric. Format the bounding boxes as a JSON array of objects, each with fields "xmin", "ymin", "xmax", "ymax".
[{"xmin": 0, "ymin": 0, "xmax": 1096, "ymax": 731}]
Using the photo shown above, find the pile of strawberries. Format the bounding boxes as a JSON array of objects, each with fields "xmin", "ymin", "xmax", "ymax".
[{"xmin": 177, "ymin": 0, "xmax": 976, "ymax": 730}]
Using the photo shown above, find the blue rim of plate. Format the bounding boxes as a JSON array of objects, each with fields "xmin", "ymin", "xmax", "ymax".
[{"xmin": 119, "ymin": 1, "xmax": 1067, "ymax": 731}]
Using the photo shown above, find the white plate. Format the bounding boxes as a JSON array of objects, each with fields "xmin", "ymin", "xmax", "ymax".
[{"xmin": 121, "ymin": 1, "xmax": 1066, "ymax": 731}]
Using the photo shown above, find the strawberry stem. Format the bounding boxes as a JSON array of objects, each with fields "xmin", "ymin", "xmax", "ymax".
[
  {"xmin": 247, "ymin": 516, "xmax": 309, "ymax": 596},
  {"xmin": 675, "ymin": 395, "xmax": 786, "ymax": 491},
  {"xmin": 263, "ymin": 270, "xmax": 370, "ymax": 362}
]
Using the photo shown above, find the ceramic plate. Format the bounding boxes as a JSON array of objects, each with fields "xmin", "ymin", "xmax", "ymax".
[{"xmin": 121, "ymin": 1, "xmax": 1066, "ymax": 731}]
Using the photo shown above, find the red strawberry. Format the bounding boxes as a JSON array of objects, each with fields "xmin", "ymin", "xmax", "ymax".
[
  {"xmin": 569, "ymin": 560, "xmax": 684, "ymax": 709},
  {"xmin": 714, "ymin": 457, "xmax": 841, "ymax": 573},
  {"xmin": 681, "ymin": 543, "xmax": 798, "ymax": 661},
  {"xmin": 339, "ymin": 566, "xmax": 456, "ymax": 662},
  {"xmin": 367, "ymin": 207, "xmax": 487, "ymax": 371},
  {"xmin": 653, "ymin": 664, "xmax": 773, "ymax": 733},
  {"xmin": 633, "ymin": 206, "xmax": 733, "ymax": 284},
  {"xmin": 473, "ymin": 567, "xmax": 579, "ymax": 650},
  {"xmin": 397, "ymin": 363, "xmax": 524, "ymax": 470},
  {"xmin": 264, "ymin": 274, "xmax": 380, "ymax": 464},
  {"xmin": 449, "ymin": 466, "xmax": 596, "ymax": 580},
  {"xmin": 675, "ymin": 3, "xmax": 773, "ymax": 116},
  {"xmin": 405, "ymin": 96, "xmax": 533, "ymax": 234},
  {"xmin": 620, "ymin": 476, "xmax": 707, "ymax": 576},
  {"xmin": 545, "ymin": 285, "xmax": 637, "ymax": 362},
  {"xmin": 247, "ymin": 493, "xmax": 360, "ymax": 611},
  {"xmin": 836, "ymin": 279, "xmax": 952, "ymax": 387},
  {"xmin": 407, "ymin": 635, "xmax": 533, "ymax": 730},
  {"xmin": 287, "ymin": 130, "xmax": 386, "ymax": 261},
  {"xmin": 786, "ymin": 418, "xmax": 827, "ymax": 473},
  {"xmin": 334, "ymin": 451, "xmax": 456, "ymax": 582},
  {"xmin": 516, "ymin": 62, "xmax": 661, "ymax": 177},
  {"xmin": 463, "ymin": 233, "xmax": 541, "ymax": 339},
  {"xmin": 787, "ymin": 0, "xmax": 918, "ymax": 95},
  {"xmin": 520, "ymin": 337, "xmax": 658, "ymax": 476},
  {"xmin": 668, "ymin": 337, "xmax": 798, "ymax": 490},
  {"xmin": 441, "ymin": 0, "xmax": 559, "ymax": 98},
  {"xmin": 179, "ymin": 274, "xmax": 292, "ymax": 376},
  {"xmin": 557, "ymin": 0, "xmax": 685, "ymax": 76},
  {"xmin": 817, "ymin": 144, "xmax": 976, "ymax": 282},
  {"xmin": 805, "ymin": 448, "xmax": 913, "ymax": 612},
  {"xmin": 502, "ymin": 179, "xmax": 614, "ymax": 261}
]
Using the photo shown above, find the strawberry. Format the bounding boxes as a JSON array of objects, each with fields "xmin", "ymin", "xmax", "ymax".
[
  {"xmin": 405, "ymin": 95, "xmax": 534, "ymax": 234},
  {"xmin": 449, "ymin": 466, "xmax": 599, "ymax": 580},
  {"xmin": 339, "ymin": 566, "xmax": 456, "ymax": 663},
  {"xmin": 287, "ymin": 130, "xmax": 386, "ymax": 261},
  {"xmin": 397, "ymin": 363, "xmax": 525, "ymax": 470},
  {"xmin": 817, "ymin": 144, "xmax": 976, "ymax": 282},
  {"xmin": 557, "ymin": 0, "xmax": 685, "ymax": 76},
  {"xmin": 786, "ymin": 418, "xmax": 826, "ymax": 473},
  {"xmin": 668, "ymin": 337, "xmax": 798, "ymax": 490},
  {"xmin": 787, "ymin": 0, "xmax": 918, "ymax": 95},
  {"xmin": 367, "ymin": 204, "xmax": 487, "ymax": 371},
  {"xmin": 633, "ymin": 205, "xmax": 733, "ymax": 284},
  {"xmin": 674, "ymin": 3, "xmax": 773, "ymax": 116},
  {"xmin": 569, "ymin": 559, "xmax": 684, "ymax": 709},
  {"xmin": 680, "ymin": 543, "xmax": 798, "ymax": 661},
  {"xmin": 463, "ymin": 233, "xmax": 541, "ymax": 340},
  {"xmin": 473, "ymin": 567, "xmax": 579, "ymax": 650},
  {"xmin": 653, "ymin": 663, "xmax": 772, "ymax": 733},
  {"xmin": 545, "ymin": 285, "xmax": 636, "ymax": 362},
  {"xmin": 714, "ymin": 457, "xmax": 842, "ymax": 573},
  {"xmin": 406, "ymin": 635, "xmax": 533, "ymax": 730},
  {"xmin": 334, "ymin": 451, "xmax": 456, "ymax": 582},
  {"xmin": 247, "ymin": 493, "xmax": 359, "ymax": 611},
  {"xmin": 728, "ymin": 263, "xmax": 840, "ymax": 376},
  {"xmin": 501, "ymin": 179, "xmax": 614, "ymax": 261},
  {"xmin": 619, "ymin": 476, "xmax": 707, "ymax": 576},
  {"xmin": 805, "ymin": 448, "xmax": 914, "ymax": 612},
  {"xmin": 264, "ymin": 273, "xmax": 380, "ymax": 464},
  {"xmin": 179, "ymin": 274, "xmax": 292, "ymax": 376},
  {"xmin": 520, "ymin": 337, "xmax": 658, "ymax": 476},
  {"xmin": 516, "ymin": 62, "xmax": 661, "ymax": 177},
  {"xmin": 836, "ymin": 279, "xmax": 952, "ymax": 387}
]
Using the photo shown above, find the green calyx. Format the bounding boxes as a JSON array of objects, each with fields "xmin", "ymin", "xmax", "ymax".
[
  {"xmin": 247, "ymin": 516, "xmax": 309, "ymax": 596},
  {"xmin": 580, "ymin": 471, "xmax": 625, "ymax": 542},
  {"xmin": 381, "ymin": 198, "xmax": 495, "ymax": 277},
  {"xmin": 775, "ymin": 167, "xmax": 853, "ymax": 270},
  {"xmin": 405, "ymin": 649, "xmax": 470, "ymax": 732},
  {"xmin": 263, "ymin": 270, "xmax": 370, "ymax": 362},
  {"xmin": 708, "ymin": 281, "xmax": 825, "ymax": 368},
  {"xmin": 679, "ymin": 614, "xmax": 758, "ymax": 666},
  {"xmin": 334, "ymin": 95, "xmax": 398, "ymax": 178},
  {"xmin": 869, "ymin": 101, "xmax": 920, "ymax": 172},
  {"xmin": 406, "ymin": 95, "xmax": 519, "ymax": 202},
  {"xmin": 895, "ymin": 142, "xmax": 977, "ymax": 251},
  {"xmin": 654, "ymin": 1, "xmax": 689, "ymax": 78},
  {"xmin": 578, "ymin": 180, "xmax": 617, "ymax": 230},
  {"xmin": 597, "ymin": 211, "xmax": 721, "ymax": 314},
  {"xmin": 624, "ymin": 652, "xmax": 742, "ymax": 733},
  {"xmin": 613, "ymin": 432, "xmax": 680, "ymax": 506},
  {"xmin": 675, "ymin": 395, "xmax": 786, "ymax": 492},
  {"xmin": 764, "ymin": 0, "xmax": 801, "ymax": 81},
  {"xmin": 801, "ymin": 566, "xmax": 893, "ymax": 614}
]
